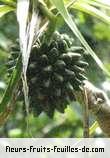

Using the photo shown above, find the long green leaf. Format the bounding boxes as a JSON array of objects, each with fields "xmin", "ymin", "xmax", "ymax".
[
  {"xmin": 0, "ymin": 55, "xmax": 22, "ymax": 113},
  {"xmin": 78, "ymin": 0, "xmax": 110, "ymax": 10},
  {"xmin": 0, "ymin": 5, "xmax": 14, "ymax": 18},
  {"xmin": 50, "ymin": 0, "xmax": 110, "ymax": 76},
  {"xmin": 93, "ymin": 0, "xmax": 110, "ymax": 9},
  {"xmin": 72, "ymin": 2, "xmax": 110, "ymax": 25}
]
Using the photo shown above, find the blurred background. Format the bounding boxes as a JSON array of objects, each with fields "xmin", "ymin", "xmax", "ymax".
[{"xmin": 0, "ymin": 6, "xmax": 110, "ymax": 138}]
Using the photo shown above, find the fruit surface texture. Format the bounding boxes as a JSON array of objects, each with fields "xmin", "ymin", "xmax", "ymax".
[{"xmin": 7, "ymin": 32, "xmax": 88, "ymax": 116}]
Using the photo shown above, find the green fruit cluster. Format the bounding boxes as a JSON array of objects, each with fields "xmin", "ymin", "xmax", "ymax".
[{"xmin": 7, "ymin": 32, "xmax": 88, "ymax": 117}]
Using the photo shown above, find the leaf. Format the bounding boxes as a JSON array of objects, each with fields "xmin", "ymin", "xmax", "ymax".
[
  {"xmin": 66, "ymin": 0, "xmax": 110, "ymax": 10},
  {"xmin": 89, "ymin": 121, "xmax": 99, "ymax": 136},
  {"xmin": 0, "ymin": 5, "xmax": 14, "ymax": 18},
  {"xmin": 50, "ymin": 0, "xmax": 110, "ymax": 76},
  {"xmin": 17, "ymin": 0, "xmax": 41, "ymax": 112},
  {"xmin": 0, "ymin": 0, "xmax": 15, "ymax": 2},
  {"xmin": 72, "ymin": 2, "xmax": 110, "ymax": 25},
  {"xmin": 0, "ymin": 0, "xmax": 16, "ymax": 8},
  {"xmin": 93, "ymin": 0, "xmax": 110, "ymax": 9},
  {"xmin": 17, "ymin": 0, "xmax": 29, "ymax": 73},
  {"xmin": 0, "ymin": 55, "xmax": 22, "ymax": 113}
]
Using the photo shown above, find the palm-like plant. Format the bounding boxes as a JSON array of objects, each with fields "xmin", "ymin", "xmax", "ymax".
[{"xmin": 0, "ymin": 0, "xmax": 110, "ymax": 137}]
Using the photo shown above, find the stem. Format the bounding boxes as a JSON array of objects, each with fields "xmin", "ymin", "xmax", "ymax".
[
  {"xmin": 0, "ymin": 86, "xmax": 19, "ymax": 126},
  {"xmin": 75, "ymin": 90, "xmax": 89, "ymax": 137},
  {"xmin": 83, "ymin": 87, "xmax": 89, "ymax": 138},
  {"xmin": 38, "ymin": 1, "xmax": 56, "ymax": 22},
  {"xmin": 38, "ymin": 1, "xmax": 57, "ymax": 43}
]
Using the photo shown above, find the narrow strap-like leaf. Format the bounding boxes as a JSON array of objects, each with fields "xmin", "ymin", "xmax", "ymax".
[
  {"xmin": 0, "ymin": 5, "xmax": 14, "ymax": 18},
  {"xmin": 0, "ymin": 55, "xmax": 22, "ymax": 113},
  {"xmin": 50, "ymin": 0, "xmax": 110, "ymax": 76}
]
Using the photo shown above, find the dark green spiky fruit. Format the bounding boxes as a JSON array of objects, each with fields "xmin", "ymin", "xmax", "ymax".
[{"xmin": 7, "ymin": 32, "xmax": 88, "ymax": 117}]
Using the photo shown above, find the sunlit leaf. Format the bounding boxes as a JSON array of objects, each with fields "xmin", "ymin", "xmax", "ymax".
[
  {"xmin": 93, "ymin": 0, "xmax": 110, "ymax": 9},
  {"xmin": 72, "ymin": 2, "xmax": 110, "ymax": 25},
  {"xmin": 66, "ymin": 0, "xmax": 110, "ymax": 10},
  {"xmin": 17, "ymin": 0, "xmax": 41, "ymax": 112},
  {"xmin": 89, "ymin": 121, "xmax": 99, "ymax": 136},
  {"xmin": 0, "ymin": 5, "xmax": 14, "ymax": 18}
]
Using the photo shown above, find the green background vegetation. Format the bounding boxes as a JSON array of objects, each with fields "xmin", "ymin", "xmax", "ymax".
[{"xmin": 0, "ymin": 0, "xmax": 110, "ymax": 138}]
